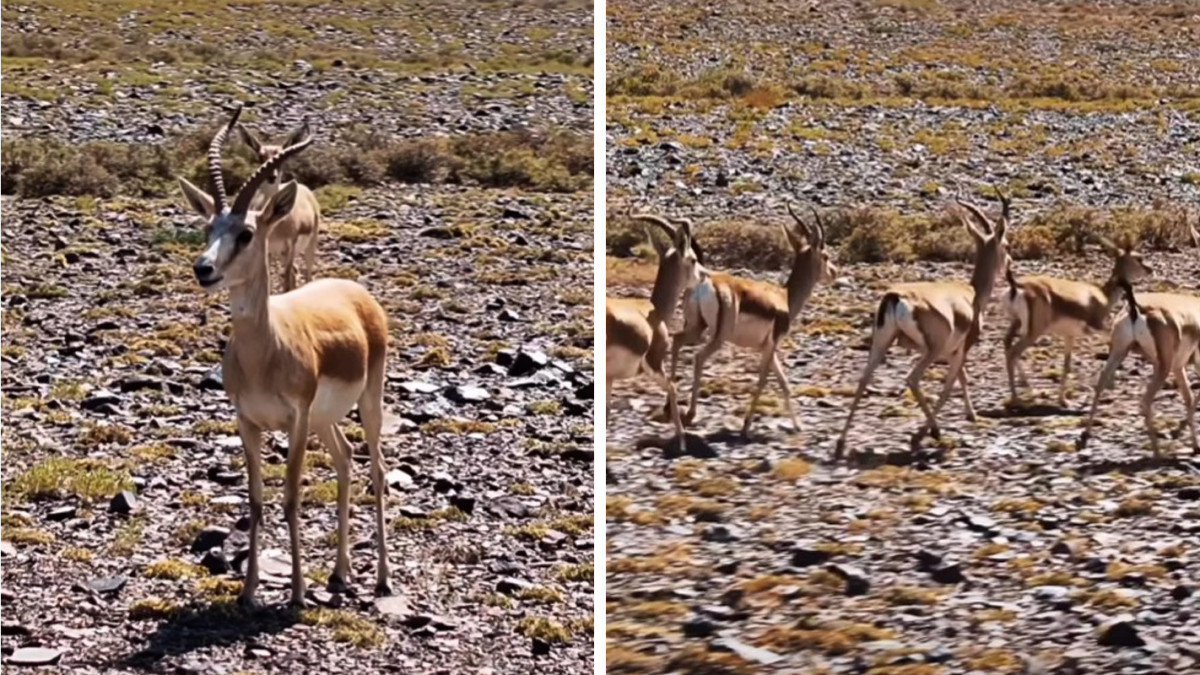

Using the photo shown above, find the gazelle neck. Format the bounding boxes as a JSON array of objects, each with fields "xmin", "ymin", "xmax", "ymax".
[
  {"xmin": 648, "ymin": 260, "xmax": 685, "ymax": 327},
  {"xmin": 227, "ymin": 254, "xmax": 275, "ymax": 356},
  {"xmin": 1099, "ymin": 274, "xmax": 1123, "ymax": 310},
  {"xmin": 968, "ymin": 257, "xmax": 999, "ymax": 319},
  {"xmin": 784, "ymin": 250, "xmax": 817, "ymax": 322}
]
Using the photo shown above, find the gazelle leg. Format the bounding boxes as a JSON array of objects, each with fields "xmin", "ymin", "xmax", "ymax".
[
  {"xmin": 771, "ymin": 352, "xmax": 800, "ymax": 432},
  {"xmin": 1005, "ymin": 333, "xmax": 1036, "ymax": 402},
  {"xmin": 685, "ymin": 335, "xmax": 728, "ymax": 426},
  {"xmin": 923, "ymin": 348, "xmax": 968, "ymax": 436},
  {"xmin": 357, "ymin": 362, "xmax": 393, "ymax": 595},
  {"xmin": 1078, "ymin": 330, "xmax": 1134, "ymax": 450},
  {"xmin": 1174, "ymin": 365, "xmax": 1198, "ymax": 452},
  {"xmin": 1058, "ymin": 337, "xmax": 1075, "ymax": 407},
  {"xmin": 664, "ymin": 325, "xmax": 705, "ymax": 417},
  {"xmin": 741, "ymin": 346, "xmax": 776, "ymax": 436},
  {"xmin": 835, "ymin": 326, "xmax": 897, "ymax": 459},
  {"xmin": 317, "ymin": 425, "xmax": 352, "ymax": 593},
  {"xmin": 1142, "ymin": 367, "xmax": 1169, "ymax": 458},
  {"xmin": 283, "ymin": 409, "xmax": 311, "ymax": 606},
  {"xmin": 606, "ymin": 377, "xmax": 613, "ymax": 427},
  {"xmin": 304, "ymin": 233, "xmax": 318, "ymax": 286},
  {"xmin": 236, "ymin": 417, "xmax": 264, "ymax": 608},
  {"xmin": 905, "ymin": 351, "xmax": 942, "ymax": 439},
  {"xmin": 958, "ymin": 363, "xmax": 977, "ymax": 422},
  {"xmin": 645, "ymin": 364, "xmax": 684, "ymax": 452}
]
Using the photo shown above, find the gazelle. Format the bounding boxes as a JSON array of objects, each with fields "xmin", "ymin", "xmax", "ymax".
[
  {"xmin": 1002, "ymin": 239, "xmax": 1153, "ymax": 406},
  {"xmin": 178, "ymin": 105, "xmax": 391, "ymax": 607},
  {"xmin": 667, "ymin": 204, "xmax": 837, "ymax": 435},
  {"xmin": 606, "ymin": 214, "xmax": 702, "ymax": 452},
  {"xmin": 835, "ymin": 190, "xmax": 1011, "ymax": 459},
  {"xmin": 236, "ymin": 121, "xmax": 322, "ymax": 292},
  {"xmin": 1077, "ymin": 281, "xmax": 1200, "ymax": 457}
]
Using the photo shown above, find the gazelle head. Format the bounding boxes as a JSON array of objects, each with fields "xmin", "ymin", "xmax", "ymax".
[
  {"xmin": 1096, "ymin": 236, "xmax": 1152, "ymax": 285},
  {"xmin": 237, "ymin": 122, "xmax": 311, "ymax": 185},
  {"xmin": 639, "ymin": 213, "xmax": 702, "ymax": 288},
  {"xmin": 177, "ymin": 105, "xmax": 313, "ymax": 292},
  {"xmin": 783, "ymin": 203, "xmax": 838, "ymax": 284},
  {"xmin": 955, "ymin": 187, "xmax": 1011, "ymax": 309}
]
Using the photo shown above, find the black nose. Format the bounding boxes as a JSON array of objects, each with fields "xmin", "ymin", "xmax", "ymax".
[{"xmin": 194, "ymin": 261, "xmax": 215, "ymax": 280}]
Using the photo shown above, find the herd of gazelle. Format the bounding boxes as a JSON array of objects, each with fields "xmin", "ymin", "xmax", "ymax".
[
  {"xmin": 179, "ymin": 105, "xmax": 391, "ymax": 608},
  {"xmin": 607, "ymin": 189, "xmax": 1200, "ymax": 459}
]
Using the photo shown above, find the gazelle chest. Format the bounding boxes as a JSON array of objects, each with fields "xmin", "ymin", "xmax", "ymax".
[{"xmin": 228, "ymin": 377, "xmax": 365, "ymax": 432}]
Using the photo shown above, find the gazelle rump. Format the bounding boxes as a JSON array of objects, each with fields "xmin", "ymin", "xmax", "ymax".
[
  {"xmin": 667, "ymin": 204, "xmax": 837, "ymax": 435},
  {"xmin": 1078, "ymin": 281, "xmax": 1200, "ymax": 457},
  {"xmin": 237, "ymin": 121, "xmax": 322, "ymax": 292},
  {"xmin": 179, "ymin": 105, "xmax": 392, "ymax": 607},
  {"xmin": 835, "ymin": 190, "xmax": 1011, "ymax": 459},
  {"xmin": 1002, "ymin": 239, "xmax": 1152, "ymax": 406},
  {"xmin": 606, "ymin": 214, "xmax": 702, "ymax": 452}
]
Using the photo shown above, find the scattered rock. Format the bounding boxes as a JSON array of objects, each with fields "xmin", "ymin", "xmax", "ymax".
[
  {"xmin": 8, "ymin": 647, "xmax": 64, "ymax": 666},
  {"xmin": 1098, "ymin": 616, "xmax": 1145, "ymax": 647},
  {"xmin": 109, "ymin": 490, "xmax": 137, "ymax": 514}
]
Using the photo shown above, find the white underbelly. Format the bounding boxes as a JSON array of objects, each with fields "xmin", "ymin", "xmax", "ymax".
[
  {"xmin": 730, "ymin": 315, "xmax": 775, "ymax": 348},
  {"xmin": 1045, "ymin": 318, "xmax": 1088, "ymax": 338},
  {"xmin": 310, "ymin": 376, "xmax": 365, "ymax": 428}
]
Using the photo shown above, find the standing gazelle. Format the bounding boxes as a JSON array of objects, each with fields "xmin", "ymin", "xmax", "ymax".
[
  {"xmin": 237, "ymin": 122, "xmax": 322, "ymax": 292},
  {"xmin": 606, "ymin": 214, "xmax": 702, "ymax": 452},
  {"xmin": 835, "ymin": 191, "xmax": 1011, "ymax": 459},
  {"xmin": 178, "ymin": 105, "xmax": 392, "ymax": 607},
  {"xmin": 1002, "ymin": 239, "xmax": 1152, "ymax": 406},
  {"xmin": 667, "ymin": 204, "xmax": 837, "ymax": 435},
  {"xmin": 1077, "ymin": 281, "xmax": 1199, "ymax": 457}
]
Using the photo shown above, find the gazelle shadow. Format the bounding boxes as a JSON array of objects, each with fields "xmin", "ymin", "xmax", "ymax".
[{"xmin": 117, "ymin": 601, "xmax": 300, "ymax": 670}]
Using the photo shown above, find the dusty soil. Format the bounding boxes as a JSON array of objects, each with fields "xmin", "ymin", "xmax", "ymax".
[
  {"xmin": 606, "ymin": 1, "xmax": 1200, "ymax": 673},
  {"xmin": 0, "ymin": 1, "xmax": 595, "ymax": 674}
]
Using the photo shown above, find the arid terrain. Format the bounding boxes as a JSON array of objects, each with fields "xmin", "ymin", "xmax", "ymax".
[
  {"xmin": 606, "ymin": 1, "xmax": 1200, "ymax": 673},
  {"xmin": 1, "ymin": 1, "xmax": 594, "ymax": 673}
]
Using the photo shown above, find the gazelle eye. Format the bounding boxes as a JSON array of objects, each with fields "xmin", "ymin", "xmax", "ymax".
[{"xmin": 236, "ymin": 230, "xmax": 254, "ymax": 246}]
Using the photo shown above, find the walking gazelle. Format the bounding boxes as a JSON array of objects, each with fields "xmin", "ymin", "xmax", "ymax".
[{"xmin": 835, "ymin": 190, "xmax": 1011, "ymax": 459}]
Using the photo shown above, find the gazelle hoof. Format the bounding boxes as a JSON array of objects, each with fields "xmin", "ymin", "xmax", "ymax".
[
  {"xmin": 236, "ymin": 592, "xmax": 261, "ymax": 611},
  {"xmin": 375, "ymin": 580, "xmax": 395, "ymax": 597},
  {"xmin": 327, "ymin": 572, "xmax": 351, "ymax": 594},
  {"xmin": 1075, "ymin": 431, "xmax": 1090, "ymax": 451},
  {"xmin": 833, "ymin": 438, "xmax": 846, "ymax": 460}
]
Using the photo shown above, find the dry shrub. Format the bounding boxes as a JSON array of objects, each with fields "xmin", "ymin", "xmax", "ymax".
[{"xmin": 698, "ymin": 220, "xmax": 791, "ymax": 270}]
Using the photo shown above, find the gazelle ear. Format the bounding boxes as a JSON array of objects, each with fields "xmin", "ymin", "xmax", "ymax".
[
  {"xmin": 178, "ymin": 176, "xmax": 216, "ymax": 218},
  {"xmin": 284, "ymin": 121, "xmax": 311, "ymax": 148},
  {"xmin": 237, "ymin": 125, "xmax": 263, "ymax": 155},
  {"xmin": 258, "ymin": 181, "xmax": 299, "ymax": 228}
]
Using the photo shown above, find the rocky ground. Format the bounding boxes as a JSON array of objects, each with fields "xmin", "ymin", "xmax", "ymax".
[
  {"xmin": 0, "ymin": 1, "xmax": 595, "ymax": 674},
  {"xmin": 606, "ymin": 1, "xmax": 1200, "ymax": 673}
]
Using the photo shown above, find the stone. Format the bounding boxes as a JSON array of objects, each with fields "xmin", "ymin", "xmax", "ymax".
[
  {"xmin": 385, "ymin": 469, "xmax": 415, "ymax": 491},
  {"xmin": 8, "ymin": 647, "xmax": 65, "ymax": 666},
  {"xmin": 1098, "ymin": 616, "xmax": 1145, "ymax": 647},
  {"xmin": 446, "ymin": 385, "xmax": 490, "ymax": 404},
  {"xmin": 496, "ymin": 577, "xmax": 530, "ymax": 594},
  {"xmin": 1171, "ymin": 585, "xmax": 1193, "ymax": 601},
  {"xmin": 449, "ymin": 493, "xmax": 476, "ymax": 514},
  {"xmin": 681, "ymin": 616, "xmax": 717, "ymax": 638},
  {"xmin": 374, "ymin": 595, "xmax": 411, "ymax": 618},
  {"xmin": 791, "ymin": 542, "xmax": 833, "ymax": 567},
  {"xmin": 531, "ymin": 638, "xmax": 550, "ymax": 656},
  {"xmin": 507, "ymin": 349, "xmax": 549, "ymax": 377},
  {"xmin": 702, "ymin": 524, "xmax": 742, "ymax": 543},
  {"xmin": 712, "ymin": 637, "xmax": 782, "ymax": 665},
  {"xmin": 826, "ymin": 564, "xmax": 871, "ymax": 596},
  {"xmin": 86, "ymin": 575, "xmax": 127, "ymax": 595},
  {"xmin": 109, "ymin": 490, "xmax": 137, "ymax": 514},
  {"xmin": 200, "ymin": 548, "xmax": 230, "ymax": 575},
  {"xmin": 190, "ymin": 526, "xmax": 230, "ymax": 553},
  {"xmin": 47, "ymin": 505, "xmax": 77, "ymax": 521}
]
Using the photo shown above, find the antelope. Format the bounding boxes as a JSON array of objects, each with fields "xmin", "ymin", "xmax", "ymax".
[
  {"xmin": 835, "ymin": 190, "xmax": 1011, "ymax": 459},
  {"xmin": 1002, "ymin": 239, "xmax": 1153, "ymax": 406},
  {"xmin": 1077, "ymin": 281, "xmax": 1200, "ymax": 457},
  {"xmin": 178, "ymin": 105, "xmax": 391, "ymax": 607},
  {"xmin": 606, "ymin": 214, "xmax": 702, "ymax": 452},
  {"xmin": 236, "ymin": 121, "xmax": 321, "ymax": 292},
  {"xmin": 666, "ymin": 204, "xmax": 837, "ymax": 436}
]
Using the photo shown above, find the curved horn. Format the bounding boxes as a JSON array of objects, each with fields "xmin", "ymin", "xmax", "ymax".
[
  {"xmin": 208, "ymin": 104, "xmax": 243, "ymax": 213},
  {"xmin": 808, "ymin": 205, "xmax": 826, "ymax": 248},
  {"xmin": 784, "ymin": 202, "xmax": 811, "ymax": 238},
  {"xmin": 954, "ymin": 195, "xmax": 993, "ymax": 236},
  {"xmin": 231, "ymin": 136, "xmax": 314, "ymax": 215},
  {"xmin": 630, "ymin": 213, "xmax": 677, "ymax": 242},
  {"xmin": 994, "ymin": 184, "xmax": 1011, "ymax": 223}
]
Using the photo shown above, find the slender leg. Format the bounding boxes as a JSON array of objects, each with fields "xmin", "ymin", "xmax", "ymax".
[
  {"xmin": 1003, "ymin": 323, "xmax": 1021, "ymax": 401},
  {"xmin": 645, "ymin": 365, "xmax": 684, "ymax": 452},
  {"xmin": 1078, "ymin": 330, "xmax": 1133, "ymax": 450},
  {"xmin": 685, "ymin": 337, "xmax": 724, "ymax": 426},
  {"xmin": 606, "ymin": 377, "xmax": 613, "ymax": 427},
  {"xmin": 958, "ymin": 364, "xmax": 977, "ymax": 422},
  {"xmin": 905, "ymin": 351, "xmax": 942, "ymax": 439},
  {"xmin": 1058, "ymin": 337, "xmax": 1075, "ymax": 407},
  {"xmin": 922, "ymin": 348, "xmax": 968, "ymax": 436},
  {"xmin": 835, "ymin": 327, "xmax": 896, "ymax": 459},
  {"xmin": 284, "ymin": 409, "xmax": 311, "ymax": 606},
  {"xmin": 741, "ymin": 346, "xmax": 776, "ymax": 436},
  {"xmin": 236, "ymin": 416, "xmax": 264, "ymax": 608},
  {"xmin": 317, "ymin": 426, "xmax": 352, "ymax": 593},
  {"xmin": 1141, "ymin": 367, "xmax": 1169, "ymax": 458},
  {"xmin": 1006, "ymin": 333, "xmax": 1036, "ymax": 402},
  {"xmin": 283, "ymin": 243, "xmax": 297, "ymax": 293},
  {"xmin": 357, "ymin": 363, "xmax": 393, "ymax": 595},
  {"xmin": 303, "ymin": 232, "xmax": 318, "ymax": 286},
  {"xmin": 771, "ymin": 353, "xmax": 800, "ymax": 432},
  {"xmin": 1175, "ymin": 366, "xmax": 1198, "ymax": 452},
  {"xmin": 663, "ymin": 324, "xmax": 706, "ymax": 418}
]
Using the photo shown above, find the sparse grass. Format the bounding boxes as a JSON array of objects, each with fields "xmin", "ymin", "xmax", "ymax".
[
  {"xmin": 517, "ymin": 586, "xmax": 566, "ymax": 604},
  {"xmin": 195, "ymin": 577, "xmax": 243, "ymax": 599},
  {"xmin": 515, "ymin": 616, "xmax": 571, "ymax": 643},
  {"xmin": 80, "ymin": 423, "xmax": 134, "ymax": 447},
  {"xmin": 129, "ymin": 597, "xmax": 179, "ymax": 620},
  {"xmin": 61, "ymin": 547, "xmax": 93, "ymax": 562},
  {"xmin": 8, "ymin": 457, "xmax": 133, "ymax": 503},
  {"xmin": 419, "ymin": 418, "xmax": 498, "ymax": 435},
  {"xmin": 882, "ymin": 586, "xmax": 942, "ymax": 606},
  {"xmin": 298, "ymin": 608, "xmax": 385, "ymax": 648},
  {"xmin": 757, "ymin": 621, "xmax": 896, "ymax": 655},
  {"xmin": 2, "ymin": 528, "xmax": 55, "ymax": 545},
  {"xmin": 772, "ymin": 457, "xmax": 812, "ymax": 481},
  {"xmin": 142, "ymin": 559, "xmax": 208, "ymax": 580},
  {"xmin": 555, "ymin": 562, "xmax": 594, "ymax": 583}
]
